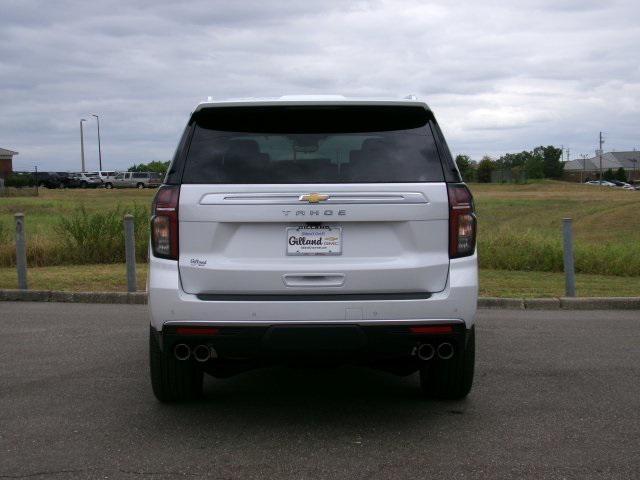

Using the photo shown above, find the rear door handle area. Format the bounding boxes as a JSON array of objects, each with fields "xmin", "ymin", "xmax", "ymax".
[{"xmin": 282, "ymin": 273, "xmax": 345, "ymax": 288}]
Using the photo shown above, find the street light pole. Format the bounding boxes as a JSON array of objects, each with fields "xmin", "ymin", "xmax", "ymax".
[
  {"xmin": 598, "ymin": 131, "xmax": 604, "ymax": 184},
  {"xmin": 91, "ymin": 114, "xmax": 102, "ymax": 171},
  {"xmin": 80, "ymin": 118, "xmax": 87, "ymax": 172}
]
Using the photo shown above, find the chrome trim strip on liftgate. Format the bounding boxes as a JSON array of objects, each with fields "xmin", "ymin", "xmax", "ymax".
[
  {"xmin": 198, "ymin": 192, "xmax": 429, "ymax": 205},
  {"xmin": 163, "ymin": 318, "xmax": 464, "ymax": 327}
]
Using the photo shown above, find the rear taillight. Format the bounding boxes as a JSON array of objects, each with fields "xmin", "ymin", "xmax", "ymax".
[
  {"xmin": 151, "ymin": 185, "xmax": 179, "ymax": 260},
  {"xmin": 447, "ymin": 183, "xmax": 476, "ymax": 258},
  {"xmin": 410, "ymin": 325, "xmax": 454, "ymax": 334}
]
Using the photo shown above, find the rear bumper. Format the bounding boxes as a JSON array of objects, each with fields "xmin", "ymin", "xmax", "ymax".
[
  {"xmin": 148, "ymin": 253, "xmax": 477, "ymax": 331},
  {"xmin": 153, "ymin": 322, "xmax": 471, "ymax": 372}
]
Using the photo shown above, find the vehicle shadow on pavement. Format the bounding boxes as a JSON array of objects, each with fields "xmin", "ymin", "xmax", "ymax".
[{"xmin": 150, "ymin": 365, "xmax": 470, "ymax": 433}]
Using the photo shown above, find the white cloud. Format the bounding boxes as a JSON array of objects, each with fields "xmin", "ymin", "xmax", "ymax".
[{"xmin": 0, "ymin": 0, "xmax": 638, "ymax": 170}]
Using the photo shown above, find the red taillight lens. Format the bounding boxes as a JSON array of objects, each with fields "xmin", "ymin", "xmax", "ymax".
[
  {"xmin": 447, "ymin": 183, "xmax": 476, "ymax": 258},
  {"xmin": 410, "ymin": 325, "xmax": 454, "ymax": 334},
  {"xmin": 151, "ymin": 185, "xmax": 179, "ymax": 260},
  {"xmin": 176, "ymin": 327, "xmax": 219, "ymax": 336}
]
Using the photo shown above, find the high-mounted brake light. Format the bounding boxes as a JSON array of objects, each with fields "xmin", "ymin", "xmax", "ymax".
[
  {"xmin": 151, "ymin": 185, "xmax": 179, "ymax": 260},
  {"xmin": 447, "ymin": 184, "xmax": 476, "ymax": 258}
]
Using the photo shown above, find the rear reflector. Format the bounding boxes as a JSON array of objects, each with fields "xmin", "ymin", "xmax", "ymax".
[
  {"xmin": 176, "ymin": 327, "xmax": 220, "ymax": 336},
  {"xmin": 410, "ymin": 325, "xmax": 454, "ymax": 334}
]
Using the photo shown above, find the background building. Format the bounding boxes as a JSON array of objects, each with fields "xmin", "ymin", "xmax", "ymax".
[
  {"xmin": 563, "ymin": 150, "xmax": 640, "ymax": 182},
  {"xmin": 0, "ymin": 148, "xmax": 18, "ymax": 178}
]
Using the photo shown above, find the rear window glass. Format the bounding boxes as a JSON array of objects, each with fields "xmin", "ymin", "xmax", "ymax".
[{"xmin": 181, "ymin": 106, "xmax": 444, "ymax": 184}]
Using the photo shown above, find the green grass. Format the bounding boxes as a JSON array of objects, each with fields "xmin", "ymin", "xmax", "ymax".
[
  {"xmin": 0, "ymin": 263, "xmax": 148, "ymax": 292},
  {"xmin": 1, "ymin": 264, "xmax": 637, "ymax": 297},
  {"xmin": 1, "ymin": 181, "xmax": 639, "ymax": 277},
  {"xmin": 471, "ymin": 181, "xmax": 640, "ymax": 276}
]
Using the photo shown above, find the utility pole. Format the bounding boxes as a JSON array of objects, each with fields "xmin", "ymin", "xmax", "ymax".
[
  {"xmin": 80, "ymin": 118, "xmax": 87, "ymax": 172},
  {"xmin": 598, "ymin": 132, "xmax": 604, "ymax": 184},
  {"xmin": 91, "ymin": 114, "xmax": 102, "ymax": 171}
]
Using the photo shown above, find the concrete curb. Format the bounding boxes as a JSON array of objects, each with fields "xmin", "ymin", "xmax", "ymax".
[
  {"xmin": 0, "ymin": 289, "xmax": 146, "ymax": 305},
  {"xmin": 1, "ymin": 289, "xmax": 639, "ymax": 309}
]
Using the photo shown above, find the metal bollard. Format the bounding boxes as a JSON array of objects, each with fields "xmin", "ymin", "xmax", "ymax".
[
  {"xmin": 123, "ymin": 214, "xmax": 137, "ymax": 293},
  {"xmin": 562, "ymin": 218, "xmax": 576, "ymax": 297},
  {"xmin": 15, "ymin": 213, "xmax": 28, "ymax": 290}
]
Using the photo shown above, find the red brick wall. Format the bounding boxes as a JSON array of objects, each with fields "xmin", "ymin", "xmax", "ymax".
[{"xmin": 0, "ymin": 158, "xmax": 13, "ymax": 178}]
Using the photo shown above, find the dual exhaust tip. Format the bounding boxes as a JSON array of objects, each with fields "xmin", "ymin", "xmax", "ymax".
[
  {"xmin": 174, "ymin": 343, "xmax": 217, "ymax": 362},
  {"xmin": 417, "ymin": 342, "xmax": 454, "ymax": 361}
]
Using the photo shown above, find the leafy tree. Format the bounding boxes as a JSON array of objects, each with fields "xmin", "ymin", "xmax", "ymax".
[
  {"xmin": 128, "ymin": 161, "xmax": 170, "ymax": 174},
  {"xmin": 533, "ymin": 145, "xmax": 564, "ymax": 178},
  {"xmin": 476, "ymin": 156, "xmax": 494, "ymax": 183},
  {"xmin": 525, "ymin": 154, "xmax": 545, "ymax": 179},
  {"xmin": 615, "ymin": 167, "xmax": 628, "ymax": 182},
  {"xmin": 455, "ymin": 154, "xmax": 475, "ymax": 182},
  {"xmin": 603, "ymin": 168, "xmax": 615, "ymax": 181}
]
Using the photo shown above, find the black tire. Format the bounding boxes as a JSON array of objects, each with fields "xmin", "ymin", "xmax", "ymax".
[
  {"xmin": 80, "ymin": 181, "xmax": 87, "ymax": 188},
  {"xmin": 419, "ymin": 326, "xmax": 475, "ymax": 400},
  {"xmin": 136, "ymin": 183, "xmax": 144, "ymax": 189},
  {"xmin": 149, "ymin": 328, "xmax": 203, "ymax": 402},
  {"xmin": 104, "ymin": 182, "xmax": 113, "ymax": 189}
]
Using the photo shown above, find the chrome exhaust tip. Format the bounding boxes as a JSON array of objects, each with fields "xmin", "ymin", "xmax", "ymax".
[
  {"xmin": 193, "ymin": 344, "xmax": 212, "ymax": 363},
  {"xmin": 437, "ymin": 342, "xmax": 454, "ymax": 360},
  {"xmin": 174, "ymin": 343, "xmax": 191, "ymax": 361},
  {"xmin": 417, "ymin": 343, "xmax": 435, "ymax": 361}
]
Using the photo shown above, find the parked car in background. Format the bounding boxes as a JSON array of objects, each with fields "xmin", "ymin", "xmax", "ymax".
[
  {"xmin": 35, "ymin": 172, "xmax": 65, "ymax": 189},
  {"xmin": 72, "ymin": 172, "xmax": 103, "ymax": 188},
  {"xmin": 105, "ymin": 171, "xmax": 162, "ymax": 189},
  {"xmin": 608, "ymin": 180, "xmax": 635, "ymax": 190},
  {"xmin": 97, "ymin": 171, "xmax": 118, "ymax": 183},
  {"xmin": 55, "ymin": 172, "xmax": 82, "ymax": 188},
  {"xmin": 585, "ymin": 180, "xmax": 616, "ymax": 187}
]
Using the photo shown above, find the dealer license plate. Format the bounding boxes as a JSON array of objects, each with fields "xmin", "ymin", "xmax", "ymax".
[{"xmin": 286, "ymin": 225, "xmax": 342, "ymax": 256}]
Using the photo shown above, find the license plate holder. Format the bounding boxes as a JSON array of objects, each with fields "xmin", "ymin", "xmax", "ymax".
[{"xmin": 286, "ymin": 225, "xmax": 342, "ymax": 256}]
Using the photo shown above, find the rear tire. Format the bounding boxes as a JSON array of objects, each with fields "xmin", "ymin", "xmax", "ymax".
[
  {"xmin": 136, "ymin": 183, "xmax": 144, "ymax": 189},
  {"xmin": 419, "ymin": 326, "xmax": 475, "ymax": 400},
  {"xmin": 149, "ymin": 328, "xmax": 203, "ymax": 402},
  {"xmin": 104, "ymin": 182, "xmax": 113, "ymax": 189}
]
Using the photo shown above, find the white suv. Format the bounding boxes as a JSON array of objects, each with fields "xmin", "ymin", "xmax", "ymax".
[{"xmin": 148, "ymin": 96, "xmax": 478, "ymax": 402}]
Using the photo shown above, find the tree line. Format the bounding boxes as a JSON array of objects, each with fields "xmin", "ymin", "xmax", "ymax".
[
  {"xmin": 127, "ymin": 161, "xmax": 170, "ymax": 174},
  {"xmin": 455, "ymin": 146, "xmax": 564, "ymax": 183}
]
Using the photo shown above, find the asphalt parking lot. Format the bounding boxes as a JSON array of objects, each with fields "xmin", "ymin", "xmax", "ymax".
[{"xmin": 1, "ymin": 302, "xmax": 639, "ymax": 479}]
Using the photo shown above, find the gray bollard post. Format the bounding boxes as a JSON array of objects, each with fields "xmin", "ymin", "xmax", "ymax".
[
  {"xmin": 123, "ymin": 214, "xmax": 137, "ymax": 293},
  {"xmin": 562, "ymin": 218, "xmax": 576, "ymax": 297},
  {"xmin": 15, "ymin": 213, "xmax": 28, "ymax": 290}
]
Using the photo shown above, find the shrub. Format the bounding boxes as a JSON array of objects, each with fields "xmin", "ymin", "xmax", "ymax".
[
  {"xmin": 55, "ymin": 205, "xmax": 149, "ymax": 264},
  {"xmin": 615, "ymin": 167, "xmax": 628, "ymax": 182},
  {"xmin": 4, "ymin": 174, "xmax": 35, "ymax": 188},
  {"xmin": 476, "ymin": 157, "xmax": 494, "ymax": 183}
]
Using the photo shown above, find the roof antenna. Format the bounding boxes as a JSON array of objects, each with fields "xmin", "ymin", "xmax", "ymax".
[{"xmin": 403, "ymin": 94, "xmax": 418, "ymax": 100}]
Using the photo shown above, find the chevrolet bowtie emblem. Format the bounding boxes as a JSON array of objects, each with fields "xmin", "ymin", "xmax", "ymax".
[{"xmin": 299, "ymin": 193, "xmax": 330, "ymax": 203}]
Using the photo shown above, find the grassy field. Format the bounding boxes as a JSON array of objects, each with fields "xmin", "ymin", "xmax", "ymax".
[
  {"xmin": 0, "ymin": 181, "xmax": 639, "ymax": 277},
  {"xmin": 1, "ymin": 263, "xmax": 638, "ymax": 297}
]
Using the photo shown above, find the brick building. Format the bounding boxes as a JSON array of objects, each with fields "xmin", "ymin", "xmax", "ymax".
[{"xmin": 0, "ymin": 148, "xmax": 18, "ymax": 178}]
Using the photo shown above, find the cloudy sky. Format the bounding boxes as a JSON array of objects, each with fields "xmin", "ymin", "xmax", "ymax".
[{"xmin": 1, "ymin": 0, "xmax": 639, "ymax": 171}]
